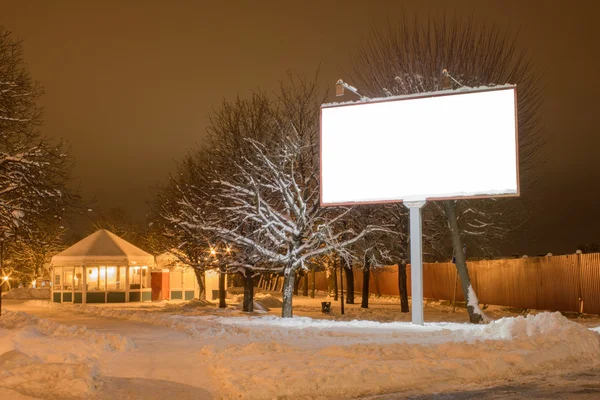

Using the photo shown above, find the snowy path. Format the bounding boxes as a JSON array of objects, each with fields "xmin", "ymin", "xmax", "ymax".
[
  {"xmin": 2, "ymin": 300, "xmax": 600, "ymax": 399},
  {"xmin": 3, "ymin": 301, "xmax": 214, "ymax": 399}
]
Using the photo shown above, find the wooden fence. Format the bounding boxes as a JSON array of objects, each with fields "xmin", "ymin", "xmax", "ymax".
[{"xmin": 311, "ymin": 252, "xmax": 600, "ymax": 314}]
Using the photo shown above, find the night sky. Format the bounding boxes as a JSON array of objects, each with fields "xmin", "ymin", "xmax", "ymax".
[{"xmin": 1, "ymin": 0, "xmax": 598, "ymax": 255}]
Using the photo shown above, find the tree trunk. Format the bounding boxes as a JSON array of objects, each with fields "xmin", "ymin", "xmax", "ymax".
[
  {"xmin": 398, "ymin": 262, "xmax": 409, "ymax": 313},
  {"xmin": 293, "ymin": 272, "xmax": 300, "ymax": 295},
  {"xmin": 281, "ymin": 268, "xmax": 296, "ymax": 318},
  {"xmin": 361, "ymin": 259, "xmax": 370, "ymax": 308},
  {"xmin": 218, "ymin": 268, "xmax": 226, "ymax": 308},
  {"xmin": 443, "ymin": 200, "xmax": 488, "ymax": 323},
  {"xmin": 303, "ymin": 271, "xmax": 309, "ymax": 296},
  {"xmin": 344, "ymin": 258, "xmax": 355, "ymax": 304},
  {"xmin": 193, "ymin": 268, "xmax": 206, "ymax": 300},
  {"xmin": 333, "ymin": 265, "xmax": 338, "ymax": 301},
  {"xmin": 242, "ymin": 269, "xmax": 254, "ymax": 312},
  {"xmin": 310, "ymin": 268, "xmax": 315, "ymax": 298}
]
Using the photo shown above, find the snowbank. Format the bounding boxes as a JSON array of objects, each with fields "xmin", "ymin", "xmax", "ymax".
[
  {"xmin": 254, "ymin": 293, "xmax": 283, "ymax": 308},
  {"xmin": 1, "ymin": 287, "xmax": 51, "ymax": 300},
  {"xmin": 231, "ymin": 293, "xmax": 283, "ymax": 311},
  {"xmin": 0, "ymin": 310, "xmax": 132, "ymax": 398},
  {"xmin": 26, "ymin": 300, "xmax": 246, "ymax": 338},
  {"xmin": 165, "ymin": 298, "xmax": 215, "ymax": 310},
  {"xmin": 202, "ymin": 312, "xmax": 600, "ymax": 399},
  {"xmin": 18, "ymin": 302, "xmax": 600, "ymax": 399}
]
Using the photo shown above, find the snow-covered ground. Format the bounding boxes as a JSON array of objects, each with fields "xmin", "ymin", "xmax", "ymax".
[
  {"xmin": 1, "ymin": 287, "xmax": 51, "ymax": 300},
  {"xmin": 1, "ymin": 294, "xmax": 600, "ymax": 399}
]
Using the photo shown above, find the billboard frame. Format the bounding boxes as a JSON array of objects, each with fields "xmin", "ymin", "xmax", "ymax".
[{"xmin": 319, "ymin": 85, "xmax": 520, "ymax": 207}]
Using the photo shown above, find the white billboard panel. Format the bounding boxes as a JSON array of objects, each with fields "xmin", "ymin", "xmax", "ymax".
[{"xmin": 320, "ymin": 86, "xmax": 518, "ymax": 205}]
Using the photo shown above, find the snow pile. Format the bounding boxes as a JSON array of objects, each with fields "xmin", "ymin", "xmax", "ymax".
[
  {"xmin": 165, "ymin": 298, "xmax": 214, "ymax": 311},
  {"xmin": 27, "ymin": 300, "xmax": 247, "ymax": 338},
  {"xmin": 254, "ymin": 293, "xmax": 283, "ymax": 308},
  {"xmin": 202, "ymin": 312, "xmax": 600, "ymax": 399},
  {"xmin": 1, "ymin": 287, "xmax": 51, "ymax": 300},
  {"xmin": 231, "ymin": 293, "xmax": 283, "ymax": 309},
  {"xmin": 0, "ymin": 350, "xmax": 93, "ymax": 398},
  {"xmin": 229, "ymin": 294, "xmax": 244, "ymax": 303},
  {"xmin": 231, "ymin": 293, "xmax": 282, "ymax": 312},
  {"xmin": 0, "ymin": 310, "xmax": 132, "ymax": 398},
  {"xmin": 0, "ymin": 310, "xmax": 132, "ymax": 351}
]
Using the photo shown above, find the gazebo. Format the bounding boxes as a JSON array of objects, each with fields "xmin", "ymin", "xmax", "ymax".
[{"xmin": 51, "ymin": 229, "xmax": 155, "ymax": 304}]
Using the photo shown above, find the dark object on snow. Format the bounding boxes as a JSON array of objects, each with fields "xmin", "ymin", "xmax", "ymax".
[{"xmin": 321, "ymin": 301, "xmax": 331, "ymax": 314}]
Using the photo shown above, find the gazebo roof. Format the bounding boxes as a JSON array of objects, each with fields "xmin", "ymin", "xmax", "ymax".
[{"xmin": 51, "ymin": 229, "xmax": 155, "ymax": 267}]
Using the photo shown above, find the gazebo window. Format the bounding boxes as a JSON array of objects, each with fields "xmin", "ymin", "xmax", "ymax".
[
  {"xmin": 143, "ymin": 267, "xmax": 150, "ymax": 288},
  {"xmin": 64, "ymin": 267, "xmax": 74, "ymax": 290},
  {"xmin": 120, "ymin": 267, "xmax": 126, "ymax": 289},
  {"xmin": 87, "ymin": 267, "xmax": 99, "ymax": 290},
  {"xmin": 129, "ymin": 266, "xmax": 150, "ymax": 289},
  {"xmin": 106, "ymin": 266, "xmax": 125, "ymax": 290},
  {"xmin": 54, "ymin": 267, "xmax": 62, "ymax": 290},
  {"xmin": 130, "ymin": 266, "xmax": 141, "ymax": 289},
  {"xmin": 99, "ymin": 266, "xmax": 107, "ymax": 291},
  {"xmin": 74, "ymin": 267, "xmax": 83, "ymax": 291}
]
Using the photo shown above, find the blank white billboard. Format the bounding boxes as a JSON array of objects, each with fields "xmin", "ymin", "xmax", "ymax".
[{"xmin": 320, "ymin": 86, "xmax": 518, "ymax": 205}]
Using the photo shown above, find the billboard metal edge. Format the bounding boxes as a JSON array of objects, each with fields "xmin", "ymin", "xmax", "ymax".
[{"xmin": 319, "ymin": 85, "xmax": 520, "ymax": 207}]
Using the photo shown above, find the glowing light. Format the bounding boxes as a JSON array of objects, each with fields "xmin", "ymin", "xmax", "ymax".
[
  {"xmin": 226, "ymin": 247, "xmax": 231, "ymax": 253},
  {"xmin": 2, "ymin": 276, "xmax": 8, "ymax": 282},
  {"xmin": 210, "ymin": 249, "xmax": 216, "ymax": 256}
]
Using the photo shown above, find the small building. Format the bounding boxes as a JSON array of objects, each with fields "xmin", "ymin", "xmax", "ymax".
[
  {"xmin": 51, "ymin": 229, "xmax": 155, "ymax": 304},
  {"xmin": 155, "ymin": 252, "xmax": 224, "ymax": 301}
]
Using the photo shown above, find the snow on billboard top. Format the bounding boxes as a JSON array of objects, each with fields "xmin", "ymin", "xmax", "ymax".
[{"xmin": 320, "ymin": 85, "xmax": 518, "ymax": 206}]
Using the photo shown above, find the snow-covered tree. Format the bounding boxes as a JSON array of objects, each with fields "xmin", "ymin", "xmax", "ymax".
[
  {"xmin": 0, "ymin": 28, "xmax": 76, "ymax": 236},
  {"xmin": 207, "ymin": 133, "xmax": 380, "ymax": 317},
  {"xmin": 150, "ymin": 159, "xmax": 213, "ymax": 300},
  {"xmin": 169, "ymin": 77, "xmax": 385, "ymax": 317},
  {"xmin": 349, "ymin": 16, "xmax": 542, "ymax": 323},
  {"xmin": 0, "ymin": 27, "xmax": 76, "ymax": 289},
  {"xmin": 11, "ymin": 220, "xmax": 66, "ymax": 285}
]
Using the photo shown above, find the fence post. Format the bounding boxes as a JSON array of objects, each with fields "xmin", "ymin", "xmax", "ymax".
[{"xmin": 577, "ymin": 252, "xmax": 583, "ymax": 313}]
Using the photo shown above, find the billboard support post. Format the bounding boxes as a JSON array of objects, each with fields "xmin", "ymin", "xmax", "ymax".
[{"xmin": 406, "ymin": 200, "xmax": 426, "ymax": 325}]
